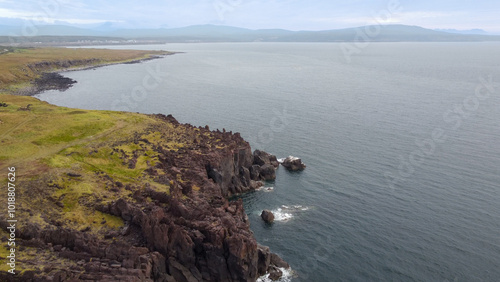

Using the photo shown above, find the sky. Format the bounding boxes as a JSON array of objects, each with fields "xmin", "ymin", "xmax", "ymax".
[{"xmin": 0, "ymin": 0, "xmax": 499, "ymax": 33}]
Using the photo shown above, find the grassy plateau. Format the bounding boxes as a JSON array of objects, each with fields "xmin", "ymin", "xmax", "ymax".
[
  {"xmin": 0, "ymin": 47, "xmax": 182, "ymax": 273},
  {"xmin": 0, "ymin": 46, "xmax": 169, "ymax": 94}
]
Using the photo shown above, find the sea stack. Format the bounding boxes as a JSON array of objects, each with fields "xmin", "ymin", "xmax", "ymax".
[
  {"xmin": 261, "ymin": 210, "xmax": 275, "ymax": 223},
  {"xmin": 281, "ymin": 156, "xmax": 306, "ymax": 171}
]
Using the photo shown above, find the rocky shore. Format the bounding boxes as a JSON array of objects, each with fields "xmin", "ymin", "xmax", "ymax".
[
  {"xmin": 0, "ymin": 109, "xmax": 289, "ymax": 281},
  {"xmin": 13, "ymin": 54, "xmax": 173, "ymax": 96}
]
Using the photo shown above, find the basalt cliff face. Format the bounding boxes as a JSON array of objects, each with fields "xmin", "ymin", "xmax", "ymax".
[{"xmin": 0, "ymin": 112, "xmax": 286, "ymax": 282}]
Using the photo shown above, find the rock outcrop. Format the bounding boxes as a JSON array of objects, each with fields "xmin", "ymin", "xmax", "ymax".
[
  {"xmin": 268, "ymin": 266, "xmax": 283, "ymax": 281},
  {"xmin": 261, "ymin": 210, "xmax": 275, "ymax": 223},
  {"xmin": 0, "ymin": 114, "xmax": 289, "ymax": 281},
  {"xmin": 253, "ymin": 150, "xmax": 279, "ymax": 168},
  {"xmin": 249, "ymin": 150, "xmax": 279, "ymax": 181},
  {"xmin": 281, "ymin": 156, "xmax": 306, "ymax": 171}
]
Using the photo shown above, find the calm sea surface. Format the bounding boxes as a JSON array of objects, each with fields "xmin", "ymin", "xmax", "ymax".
[{"xmin": 37, "ymin": 43, "xmax": 500, "ymax": 281}]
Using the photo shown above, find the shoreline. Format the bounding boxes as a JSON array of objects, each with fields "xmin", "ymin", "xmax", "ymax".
[
  {"xmin": 13, "ymin": 52, "xmax": 178, "ymax": 97},
  {"xmin": 0, "ymin": 92, "xmax": 291, "ymax": 281},
  {"xmin": 0, "ymin": 47, "xmax": 291, "ymax": 280}
]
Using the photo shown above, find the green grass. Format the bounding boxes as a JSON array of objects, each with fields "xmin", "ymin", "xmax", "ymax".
[
  {"xmin": 0, "ymin": 47, "xmax": 202, "ymax": 277},
  {"xmin": 0, "ymin": 47, "xmax": 170, "ymax": 94},
  {"xmin": 0, "ymin": 94, "xmax": 149, "ymax": 233},
  {"xmin": 33, "ymin": 122, "xmax": 113, "ymax": 145}
]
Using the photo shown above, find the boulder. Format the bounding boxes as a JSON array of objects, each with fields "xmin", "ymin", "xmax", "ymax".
[
  {"xmin": 261, "ymin": 210, "xmax": 275, "ymax": 223},
  {"xmin": 268, "ymin": 265, "xmax": 283, "ymax": 281},
  {"xmin": 253, "ymin": 150, "xmax": 270, "ymax": 166},
  {"xmin": 281, "ymin": 156, "xmax": 306, "ymax": 171},
  {"xmin": 270, "ymin": 253, "xmax": 290, "ymax": 269},
  {"xmin": 253, "ymin": 150, "xmax": 279, "ymax": 168},
  {"xmin": 259, "ymin": 164, "xmax": 276, "ymax": 181},
  {"xmin": 249, "ymin": 165, "xmax": 261, "ymax": 181},
  {"xmin": 269, "ymin": 155, "xmax": 280, "ymax": 168}
]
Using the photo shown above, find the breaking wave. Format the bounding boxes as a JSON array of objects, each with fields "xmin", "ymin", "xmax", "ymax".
[{"xmin": 257, "ymin": 267, "xmax": 295, "ymax": 282}]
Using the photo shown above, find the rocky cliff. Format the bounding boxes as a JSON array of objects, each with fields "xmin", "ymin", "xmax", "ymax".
[{"xmin": 0, "ymin": 99, "xmax": 288, "ymax": 282}]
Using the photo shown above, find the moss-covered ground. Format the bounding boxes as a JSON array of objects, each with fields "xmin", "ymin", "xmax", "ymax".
[{"xmin": 0, "ymin": 47, "xmax": 182, "ymax": 272}]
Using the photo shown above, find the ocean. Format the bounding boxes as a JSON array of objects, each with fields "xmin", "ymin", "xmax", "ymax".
[{"xmin": 36, "ymin": 42, "xmax": 500, "ymax": 281}]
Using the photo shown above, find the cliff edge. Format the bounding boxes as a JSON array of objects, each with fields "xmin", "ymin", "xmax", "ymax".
[{"xmin": 0, "ymin": 95, "xmax": 288, "ymax": 281}]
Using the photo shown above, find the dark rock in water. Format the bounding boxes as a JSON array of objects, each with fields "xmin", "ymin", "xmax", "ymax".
[
  {"xmin": 250, "ymin": 150, "xmax": 279, "ymax": 181},
  {"xmin": 261, "ymin": 210, "xmax": 275, "ymax": 223},
  {"xmin": 281, "ymin": 156, "xmax": 306, "ymax": 171},
  {"xmin": 259, "ymin": 164, "xmax": 276, "ymax": 181},
  {"xmin": 257, "ymin": 244, "xmax": 290, "ymax": 279},
  {"xmin": 269, "ymin": 155, "xmax": 280, "ymax": 168},
  {"xmin": 268, "ymin": 265, "xmax": 283, "ymax": 281},
  {"xmin": 253, "ymin": 150, "xmax": 270, "ymax": 166},
  {"xmin": 253, "ymin": 150, "xmax": 279, "ymax": 168},
  {"xmin": 270, "ymin": 253, "xmax": 290, "ymax": 269}
]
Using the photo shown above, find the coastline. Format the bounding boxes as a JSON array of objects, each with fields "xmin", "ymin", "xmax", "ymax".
[
  {"xmin": 13, "ymin": 52, "xmax": 178, "ymax": 96},
  {"xmin": 0, "ymin": 49, "xmax": 290, "ymax": 281}
]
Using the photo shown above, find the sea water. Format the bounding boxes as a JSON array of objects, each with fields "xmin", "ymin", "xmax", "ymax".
[{"xmin": 37, "ymin": 42, "xmax": 500, "ymax": 281}]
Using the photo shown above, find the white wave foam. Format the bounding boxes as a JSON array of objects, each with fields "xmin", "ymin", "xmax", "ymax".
[
  {"xmin": 281, "ymin": 205, "xmax": 310, "ymax": 212},
  {"xmin": 293, "ymin": 205, "xmax": 309, "ymax": 211},
  {"xmin": 272, "ymin": 208, "xmax": 293, "ymax": 221},
  {"xmin": 257, "ymin": 267, "xmax": 295, "ymax": 282},
  {"xmin": 256, "ymin": 186, "xmax": 274, "ymax": 192}
]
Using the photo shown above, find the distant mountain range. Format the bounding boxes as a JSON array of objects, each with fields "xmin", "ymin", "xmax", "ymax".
[
  {"xmin": 1, "ymin": 24, "xmax": 500, "ymax": 43},
  {"xmin": 434, "ymin": 28, "xmax": 490, "ymax": 35}
]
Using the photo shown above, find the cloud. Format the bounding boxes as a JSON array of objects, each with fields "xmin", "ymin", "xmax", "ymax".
[
  {"xmin": 396, "ymin": 11, "xmax": 462, "ymax": 21},
  {"xmin": 55, "ymin": 18, "xmax": 123, "ymax": 25},
  {"xmin": 0, "ymin": 8, "xmax": 33, "ymax": 19},
  {"xmin": 0, "ymin": 6, "xmax": 119, "ymax": 25},
  {"xmin": 0, "ymin": 1, "xmax": 499, "ymax": 32}
]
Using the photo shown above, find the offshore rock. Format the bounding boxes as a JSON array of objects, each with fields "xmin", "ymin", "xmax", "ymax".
[
  {"xmin": 259, "ymin": 164, "xmax": 276, "ymax": 181},
  {"xmin": 281, "ymin": 156, "xmax": 306, "ymax": 171},
  {"xmin": 268, "ymin": 266, "xmax": 283, "ymax": 281},
  {"xmin": 261, "ymin": 210, "xmax": 275, "ymax": 223},
  {"xmin": 251, "ymin": 150, "xmax": 278, "ymax": 181},
  {"xmin": 253, "ymin": 150, "xmax": 279, "ymax": 168}
]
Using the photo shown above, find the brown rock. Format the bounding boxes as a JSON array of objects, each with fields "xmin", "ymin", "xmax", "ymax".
[
  {"xmin": 259, "ymin": 164, "xmax": 276, "ymax": 181},
  {"xmin": 253, "ymin": 150, "xmax": 279, "ymax": 168},
  {"xmin": 6, "ymin": 114, "xmax": 290, "ymax": 282},
  {"xmin": 271, "ymin": 253, "xmax": 290, "ymax": 269},
  {"xmin": 261, "ymin": 210, "xmax": 275, "ymax": 223},
  {"xmin": 268, "ymin": 265, "xmax": 283, "ymax": 281},
  {"xmin": 257, "ymin": 245, "xmax": 271, "ymax": 275},
  {"xmin": 281, "ymin": 156, "xmax": 306, "ymax": 171}
]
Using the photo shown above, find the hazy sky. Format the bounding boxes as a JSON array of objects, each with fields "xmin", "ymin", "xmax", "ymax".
[{"xmin": 1, "ymin": 0, "xmax": 499, "ymax": 32}]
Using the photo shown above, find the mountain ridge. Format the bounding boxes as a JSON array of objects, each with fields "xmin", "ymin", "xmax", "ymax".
[{"xmin": 2, "ymin": 24, "xmax": 500, "ymax": 42}]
